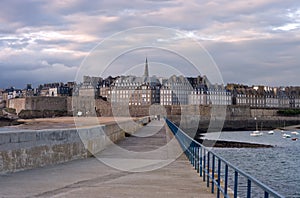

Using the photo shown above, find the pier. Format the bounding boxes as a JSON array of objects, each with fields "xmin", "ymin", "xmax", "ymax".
[{"xmin": 0, "ymin": 120, "xmax": 215, "ymax": 197}]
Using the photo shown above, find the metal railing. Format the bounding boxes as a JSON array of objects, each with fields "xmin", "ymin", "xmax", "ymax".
[{"xmin": 165, "ymin": 118, "xmax": 284, "ymax": 198}]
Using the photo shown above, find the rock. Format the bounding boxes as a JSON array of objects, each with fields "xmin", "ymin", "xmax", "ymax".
[{"xmin": 0, "ymin": 116, "xmax": 20, "ymax": 127}]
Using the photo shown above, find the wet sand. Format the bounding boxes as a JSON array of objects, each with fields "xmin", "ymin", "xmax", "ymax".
[{"xmin": 281, "ymin": 124, "xmax": 300, "ymax": 130}]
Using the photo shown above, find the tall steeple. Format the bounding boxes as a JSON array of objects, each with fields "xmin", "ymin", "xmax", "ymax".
[{"xmin": 143, "ymin": 57, "xmax": 149, "ymax": 77}]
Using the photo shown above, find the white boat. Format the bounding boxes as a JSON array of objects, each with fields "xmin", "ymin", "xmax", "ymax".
[
  {"xmin": 268, "ymin": 130, "xmax": 274, "ymax": 135},
  {"xmin": 291, "ymin": 131, "xmax": 299, "ymax": 135},
  {"xmin": 250, "ymin": 131, "xmax": 263, "ymax": 137},
  {"xmin": 251, "ymin": 118, "xmax": 263, "ymax": 136},
  {"xmin": 282, "ymin": 133, "xmax": 291, "ymax": 138}
]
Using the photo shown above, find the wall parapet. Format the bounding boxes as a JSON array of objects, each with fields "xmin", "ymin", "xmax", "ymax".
[{"xmin": 0, "ymin": 116, "xmax": 151, "ymax": 174}]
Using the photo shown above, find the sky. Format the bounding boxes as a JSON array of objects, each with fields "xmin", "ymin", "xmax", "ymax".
[{"xmin": 0, "ymin": 0, "xmax": 300, "ymax": 88}]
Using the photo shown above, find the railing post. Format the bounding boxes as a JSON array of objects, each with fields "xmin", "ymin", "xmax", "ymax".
[
  {"xmin": 190, "ymin": 143, "xmax": 193, "ymax": 165},
  {"xmin": 203, "ymin": 149, "xmax": 206, "ymax": 182},
  {"xmin": 217, "ymin": 159, "xmax": 221, "ymax": 198},
  {"xmin": 247, "ymin": 179, "xmax": 251, "ymax": 198},
  {"xmin": 207, "ymin": 152, "xmax": 210, "ymax": 188},
  {"xmin": 189, "ymin": 143, "xmax": 192, "ymax": 165},
  {"xmin": 234, "ymin": 171, "xmax": 238, "ymax": 198},
  {"xmin": 196, "ymin": 146, "xmax": 199, "ymax": 172},
  {"xmin": 200, "ymin": 147, "xmax": 203, "ymax": 177},
  {"xmin": 187, "ymin": 142, "xmax": 190, "ymax": 163},
  {"xmin": 264, "ymin": 191, "xmax": 269, "ymax": 198},
  {"xmin": 192, "ymin": 142, "xmax": 196, "ymax": 169},
  {"xmin": 224, "ymin": 164, "xmax": 228, "ymax": 198},
  {"xmin": 212, "ymin": 155, "xmax": 215, "ymax": 194}
]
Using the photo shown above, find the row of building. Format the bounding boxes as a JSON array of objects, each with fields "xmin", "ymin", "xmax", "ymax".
[
  {"xmin": 0, "ymin": 82, "xmax": 75, "ymax": 101},
  {"xmin": 1, "ymin": 58, "xmax": 300, "ymax": 109},
  {"xmin": 96, "ymin": 59, "xmax": 299, "ymax": 108}
]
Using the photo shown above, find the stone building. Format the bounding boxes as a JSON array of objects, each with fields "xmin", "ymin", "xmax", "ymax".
[
  {"xmin": 109, "ymin": 58, "xmax": 161, "ymax": 106},
  {"xmin": 39, "ymin": 87, "xmax": 50, "ymax": 96},
  {"xmin": 22, "ymin": 84, "xmax": 35, "ymax": 97},
  {"xmin": 99, "ymin": 76, "xmax": 118, "ymax": 99},
  {"xmin": 1, "ymin": 87, "xmax": 22, "ymax": 107},
  {"xmin": 235, "ymin": 88, "xmax": 265, "ymax": 107},
  {"xmin": 36, "ymin": 82, "xmax": 75, "ymax": 97},
  {"xmin": 232, "ymin": 85, "xmax": 291, "ymax": 108},
  {"xmin": 188, "ymin": 86, "xmax": 208, "ymax": 105},
  {"xmin": 160, "ymin": 75, "xmax": 193, "ymax": 105},
  {"xmin": 0, "ymin": 89, "xmax": 4, "ymax": 108},
  {"xmin": 0, "ymin": 89, "xmax": 3, "ymax": 100},
  {"xmin": 285, "ymin": 86, "xmax": 300, "ymax": 108},
  {"xmin": 188, "ymin": 84, "xmax": 232, "ymax": 106},
  {"xmin": 49, "ymin": 86, "xmax": 69, "ymax": 97},
  {"xmin": 207, "ymin": 85, "xmax": 232, "ymax": 105}
]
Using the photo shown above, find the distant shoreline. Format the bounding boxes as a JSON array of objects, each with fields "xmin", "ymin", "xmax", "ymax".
[{"xmin": 197, "ymin": 138, "xmax": 274, "ymax": 148}]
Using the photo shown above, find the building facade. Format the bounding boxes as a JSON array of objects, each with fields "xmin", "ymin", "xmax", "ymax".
[
  {"xmin": 108, "ymin": 58, "xmax": 161, "ymax": 106},
  {"xmin": 188, "ymin": 85, "xmax": 231, "ymax": 106},
  {"xmin": 160, "ymin": 75, "xmax": 193, "ymax": 105}
]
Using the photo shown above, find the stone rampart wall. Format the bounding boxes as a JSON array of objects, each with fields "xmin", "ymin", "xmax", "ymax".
[
  {"xmin": 8, "ymin": 97, "xmax": 67, "ymax": 114},
  {"xmin": 25, "ymin": 97, "xmax": 67, "ymax": 111},
  {"xmin": 8, "ymin": 98, "xmax": 26, "ymax": 114}
]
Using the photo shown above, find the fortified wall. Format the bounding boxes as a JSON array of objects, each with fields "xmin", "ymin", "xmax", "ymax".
[
  {"xmin": 7, "ymin": 97, "xmax": 299, "ymax": 129},
  {"xmin": 8, "ymin": 97, "xmax": 67, "ymax": 114},
  {"xmin": 6, "ymin": 96, "xmax": 280, "ymax": 119}
]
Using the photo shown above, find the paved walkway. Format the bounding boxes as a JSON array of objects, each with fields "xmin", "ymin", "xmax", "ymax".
[{"xmin": 0, "ymin": 120, "xmax": 215, "ymax": 198}]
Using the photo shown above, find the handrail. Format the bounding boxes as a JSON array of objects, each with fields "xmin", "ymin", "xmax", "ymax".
[{"xmin": 165, "ymin": 118, "xmax": 285, "ymax": 198}]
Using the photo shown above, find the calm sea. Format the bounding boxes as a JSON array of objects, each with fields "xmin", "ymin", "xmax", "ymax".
[{"xmin": 203, "ymin": 130, "xmax": 300, "ymax": 198}]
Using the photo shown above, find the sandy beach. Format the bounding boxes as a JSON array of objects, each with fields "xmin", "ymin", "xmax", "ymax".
[{"xmin": 9, "ymin": 117, "xmax": 134, "ymax": 130}]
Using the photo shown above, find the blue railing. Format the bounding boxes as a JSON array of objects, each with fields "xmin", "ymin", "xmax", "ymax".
[{"xmin": 165, "ymin": 118, "xmax": 284, "ymax": 198}]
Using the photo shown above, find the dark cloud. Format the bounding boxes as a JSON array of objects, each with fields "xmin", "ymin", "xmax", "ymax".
[
  {"xmin": 206, "ymin": 35, "xmax": 300, "ymax": 86},
  {"xmin": 0, "ymin": 0, "xmax": 300, "ymax": 88}
]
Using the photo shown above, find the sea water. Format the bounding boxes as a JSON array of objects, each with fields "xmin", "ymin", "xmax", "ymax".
[{"xmin": 203, "ymin": 130, "xmax": 300, "ymax": 198}]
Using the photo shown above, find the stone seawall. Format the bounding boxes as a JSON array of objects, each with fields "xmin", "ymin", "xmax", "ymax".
[
  {"xmin": 0, "ymin": 117, "xmax": 150, "ymax": 174},
  {"xmin": 168, "ymin": 115, "xmax": 300, "ymax": 138}
]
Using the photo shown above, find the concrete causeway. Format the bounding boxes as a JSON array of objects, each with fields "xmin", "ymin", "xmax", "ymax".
[{"xmin": 0, "ymin": 120, "xmax": 215, "ymax": 198}]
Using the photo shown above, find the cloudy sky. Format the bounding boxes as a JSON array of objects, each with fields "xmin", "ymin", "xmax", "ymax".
[{"xmin": 0, "ymin": 0, "xmax": 300, "ymax": 88}]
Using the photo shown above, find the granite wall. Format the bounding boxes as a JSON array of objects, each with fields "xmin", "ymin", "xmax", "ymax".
[{"xmin": 8, "ymin": 97, "xmax": 67, "ymax": 114}]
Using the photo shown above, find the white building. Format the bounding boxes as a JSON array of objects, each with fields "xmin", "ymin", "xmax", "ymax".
[
  {"xmin": 207, "ymin": 87, "xmax": 232, "ymax": 105},
  {"xmin": 188, "ymin": 89, "xmax": 208, "ymax": 105},
  {"xmin": 160, "ymin": 75, "xmax": 193, "ymax": 105},
  {"xmin": 188, "ymin": 85, "xmax": 232, "ymax": 106},
  {"xmin": 265, "ymin": 95, "xmax": 279, "ymax": 108}
]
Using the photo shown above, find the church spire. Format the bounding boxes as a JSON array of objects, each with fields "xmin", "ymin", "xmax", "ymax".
[{"xmin": 143, "ymin": 57, "xmax": 149, "ymax": 77}]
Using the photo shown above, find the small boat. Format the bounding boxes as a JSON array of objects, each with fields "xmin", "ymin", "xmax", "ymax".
[
  {"xmin": 282, "ymin": 133, "xmax": 291, "ymax": 138},
  {"xmin": 250, "ymin": 131, "xmax": 263, "ymax": 137},
  {"xmin": 291, "ymin": 131, "xmax": 299, "ymax": 135},
  {"xmin": 268, "ymin": 130, "xmax": 274, "ymax": 135},
  {"xmin": 251, "ymin": 118, "xmax": 263, "ymax": 136},
  {"xmin": 292, "ymin": 137, "xmax": 298, "ymax": 141}
]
